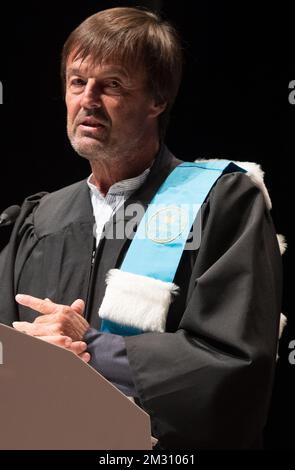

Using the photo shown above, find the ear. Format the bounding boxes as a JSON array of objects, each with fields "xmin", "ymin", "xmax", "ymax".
[{"xmin": 148, "ymin": 99, "xmax": 167, "ymax": 118}]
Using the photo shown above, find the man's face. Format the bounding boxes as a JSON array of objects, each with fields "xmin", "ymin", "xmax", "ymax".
[{"xmin": 65, "ymin": 55, "xmax": 163, "ymax": 162}]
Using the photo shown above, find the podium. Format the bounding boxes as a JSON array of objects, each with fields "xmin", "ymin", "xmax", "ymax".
[{"xmin": 0, "ymin": 323, "xmax": 152, "ymax": 449}]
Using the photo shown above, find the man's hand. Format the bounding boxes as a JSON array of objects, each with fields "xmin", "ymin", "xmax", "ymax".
[
  {"xmin": 34, "ymin": 334, "xmax": 90, "ymax": 363},
  {"xmin": 13, "ymin": 294, "xmax": 91, "ymax": 362}
]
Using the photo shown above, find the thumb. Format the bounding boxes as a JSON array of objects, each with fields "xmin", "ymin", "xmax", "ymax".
[{"xmin": 70, "ymin": 299, "xmax": 85, "ymax": 316}]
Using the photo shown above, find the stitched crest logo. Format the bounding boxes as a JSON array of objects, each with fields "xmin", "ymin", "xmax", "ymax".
[{"xmin": 145, "ymin": 205, "xmax": 189, "ymax": 243}]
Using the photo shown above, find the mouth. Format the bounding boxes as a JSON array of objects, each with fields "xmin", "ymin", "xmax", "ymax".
[
  {"xmin": 77, "ymin": 119, "xmax": 107, "ymax": 138},
  {"xmin": 79, "ymin": 118, "xmax": 106, "ymax": 128}
]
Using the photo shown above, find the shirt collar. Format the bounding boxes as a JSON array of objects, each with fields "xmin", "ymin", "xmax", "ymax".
[{"xmin": 87, "ymin": 164, "xmax": 152, "ymax": 198}]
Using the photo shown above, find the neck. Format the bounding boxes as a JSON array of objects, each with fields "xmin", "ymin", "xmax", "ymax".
[{"xmin": 89, "ymin": 141, "xmax": 160, "ymax": 196}]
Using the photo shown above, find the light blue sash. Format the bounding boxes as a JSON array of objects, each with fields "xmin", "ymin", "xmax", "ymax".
[{"xmin": 101, "ymin": 160, "xmax": 245, "ymax": 335}]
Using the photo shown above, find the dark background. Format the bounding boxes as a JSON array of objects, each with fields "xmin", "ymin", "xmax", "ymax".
[{"xmin": 0, "ymin": 0, "xmax": 294, "ymax": 449}]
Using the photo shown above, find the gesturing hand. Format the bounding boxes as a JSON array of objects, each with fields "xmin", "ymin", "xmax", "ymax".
[{"xmin": 13, "ymin": 294, "xmax": 91, "ymax": 363}]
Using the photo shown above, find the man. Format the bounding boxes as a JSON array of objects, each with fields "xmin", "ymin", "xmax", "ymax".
[{"xmin": 0, "ymin": 7, "xmax": 282, "ymax": 449}]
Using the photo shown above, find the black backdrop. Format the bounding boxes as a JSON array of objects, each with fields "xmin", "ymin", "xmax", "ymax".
[{"xmin": 0, "ymin": 0, "xmax": 294, "ymax": 449}]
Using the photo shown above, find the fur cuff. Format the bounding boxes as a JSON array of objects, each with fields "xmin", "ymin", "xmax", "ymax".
[
  {"xmin": 279, "ymin": 313, "xmax": 287, "ymax": 339},
  {"xmin": 99, "ymin": 269, "xmax": 179, "ymax": 333},
  {"xmin": 277, "ymin": 234, "xmax": 287, "ymax": 255}
]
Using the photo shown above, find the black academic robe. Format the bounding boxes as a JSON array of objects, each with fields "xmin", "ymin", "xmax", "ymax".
[{"xmin": 0, "ymin": 146, "xmax": 282, "ymax": 449}]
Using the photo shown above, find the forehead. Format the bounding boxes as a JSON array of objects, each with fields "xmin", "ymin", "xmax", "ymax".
[{"xmin": 66, "ymin": 54, "xmax": 144, "ymax": 82}]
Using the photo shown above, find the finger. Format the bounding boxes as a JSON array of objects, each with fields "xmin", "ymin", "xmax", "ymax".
[
  {"xmin": 35, "ymin": 335, "xmax": 72, "ymax": 348},
  {"xmin": 44, "ymin": 297, "xmax": 84, "ymax": 316},
  {"xmin": 34, "ymin": 313, "xmax": 57, "ymax": 324},
  {"xmin": 13, "ymin": 321, "xmax": 61, "ymax": 337},
  {"xmin": 70, "ymin": 299, "xmax": 85, "ymax": 316},
  {"xmin": 15, "ymin": 294, "xmax": 58, "ymax": 315},
  {"xmin": 33, "ymin": 299, "xmax": 55, "ymax": 322},
  {"xmin": 69, "ymin": 341, "xmax": 88, "ymax": 355},
  {"xmin": 34, "ymin": 300, "xmax": 58, "ymax": 323},
  {"xmin": 79, "ymin": 352, "xmax": 91, "ymax": 363},
  {"xmin": 12, "ymin": 321, "xmax": 37, "ymax": 335}
]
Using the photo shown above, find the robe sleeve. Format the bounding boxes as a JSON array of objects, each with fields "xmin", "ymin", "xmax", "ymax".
[
  {"xmin": 84, "ymin": 328, "xmax": 137, "ymax": 397},
  {"xmin": 124, "ymin": 171, "xmax": 282, "ymax": 449},
  {"xmin": 0, "ymin": 192, "xmax": 47, "ymax": 325}
]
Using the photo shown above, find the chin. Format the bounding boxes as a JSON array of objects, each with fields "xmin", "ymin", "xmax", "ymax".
[
  {"xmin": 71, "ymin": 137, "xmax": 104, "ymax": 159},
  {"xmin": 77, "ymin": 148, "xmax": 103, "ymax": 161}
]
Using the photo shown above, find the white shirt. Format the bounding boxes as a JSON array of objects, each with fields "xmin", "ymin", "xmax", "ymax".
[{"xmin": 87, "ymin": 167, "xmax": 151, "ymax": 245}]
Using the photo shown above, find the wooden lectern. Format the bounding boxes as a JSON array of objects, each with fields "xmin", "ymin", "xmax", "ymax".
[{"xmin": 0, "ymin": 323, "xmax": 152, "ymax": 449}]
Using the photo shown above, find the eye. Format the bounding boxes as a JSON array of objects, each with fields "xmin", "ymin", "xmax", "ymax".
[
  {"xmin": 69, "ymin": 78, "xmax": 86, "ymax": 87},
  {"xmin": 104, "ymin": 80, "xmax": 123, "ymax": 94},
  {"xmin": 106, "ymin": 80, "xmax": 120, "ymax": 88}
]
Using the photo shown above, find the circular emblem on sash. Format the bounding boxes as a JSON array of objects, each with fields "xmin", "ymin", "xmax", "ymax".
[{"xmin": 146, "ymin": 205, "xmax": 189, "ymax": 244}]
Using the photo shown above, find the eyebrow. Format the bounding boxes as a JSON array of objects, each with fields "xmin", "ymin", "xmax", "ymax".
[
  {"xmin": 66, "ymin": 66, "xmax": 130, "ymax": 79},
  {"xmin": 66, "ymin": 67, "xmax": 86, "ymax": 78}
]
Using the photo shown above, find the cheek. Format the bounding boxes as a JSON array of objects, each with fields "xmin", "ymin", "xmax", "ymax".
[
  {"xmin": 104, "ymin": 97, "xmax": 152, "ymax": 129},
  {"xmin": 111, "ymin": 103, "xmax": 142, "ymax": 124},
  {"xmin": 106, "ymin": 94, "xmax": 136, "ymax": 115},
  {"xmin": 65, "ymin": 95, "xmax": 79, "ymax": 124}
]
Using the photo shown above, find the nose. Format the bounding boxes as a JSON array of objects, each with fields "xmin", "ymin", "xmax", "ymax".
[{"xmin": 80, "ymin": 79, "xmax": 102, "ymax": 110}]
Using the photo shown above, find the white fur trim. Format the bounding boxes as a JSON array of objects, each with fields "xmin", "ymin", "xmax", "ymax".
[
  {"xmin": 279, "ymin": 313, "xmax": 287, "ymax": 339},
  {"xmin": 277, "ymin": 234, "xmax": 287, "ymax": 255},
  {"xmin": 194, "ymin": 159, "xmax": 272, "ymax": 209},
  {"xmin": 99, "ymin": 269, "xmax": 179, "ymax": 332}
]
